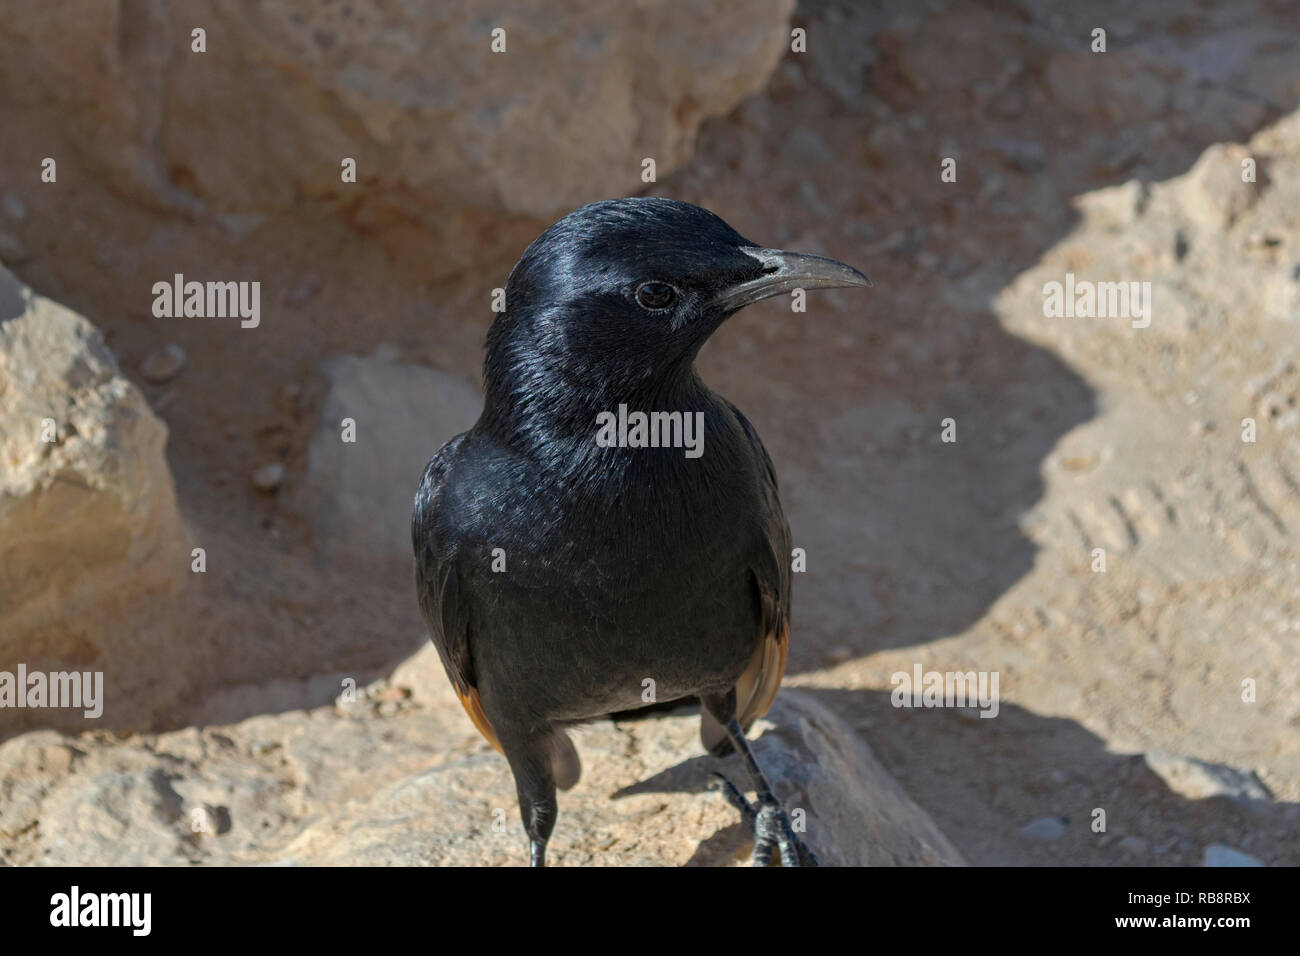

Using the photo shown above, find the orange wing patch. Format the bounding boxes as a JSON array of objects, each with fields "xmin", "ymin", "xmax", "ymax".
[
  {"xmin": 737, "ymin": 620, "xmax": 790, "ymax": 731},
  {"xmin": 456, "ymin": 685, "xmax": 504, "ymax": 754}
]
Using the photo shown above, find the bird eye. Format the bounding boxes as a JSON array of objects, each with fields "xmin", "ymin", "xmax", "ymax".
[{"xmin": 634, "ymin": 281, "xmax": 678, "ymax": 311}]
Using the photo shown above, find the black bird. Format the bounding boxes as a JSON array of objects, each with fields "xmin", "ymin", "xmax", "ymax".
[{"xmin": 412, "ymin": 198, "xmax": 870, "ymax": 866}]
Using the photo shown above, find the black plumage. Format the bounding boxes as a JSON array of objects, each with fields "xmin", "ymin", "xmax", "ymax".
[{"xmin": 412, "ymin": 198, "xmax": 869, "ymax": 866}]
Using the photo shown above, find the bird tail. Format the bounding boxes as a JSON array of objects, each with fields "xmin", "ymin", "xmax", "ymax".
[
  {"xmin": 550, "ymin": 727, "xmax": 582, "ymax": 791},
  {"xmin": 700, "ymin": 628, "xmax": 788, "ymax": 756}
]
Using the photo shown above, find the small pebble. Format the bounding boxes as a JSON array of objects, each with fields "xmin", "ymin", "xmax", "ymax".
[
  {"xmin": 140, "ymin": 344, "xmax": 187, "ymax": 384},
  {"xmin": 1020, "ymin": 816, "xmax": 1069, "ymax": 840},
  {"xmin": 1060, "ymin": 453, "xmax": 1099, "ymax": 473},
  {"xmin": 1203, "ymin": 844, "xmax": 1262, "ymax": 867},
  {"xmin": 252, "ymin": 462, "xmax": 285, "ymax": 492}
]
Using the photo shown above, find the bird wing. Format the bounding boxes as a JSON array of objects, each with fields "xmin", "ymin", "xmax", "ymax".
[
  {"xmin": 413, "ymin": 432, "xmax": 503, "ymax": 754},
  {"xmin": 701, "ymin": 402, "xmax": 793, "ymax": 754}
]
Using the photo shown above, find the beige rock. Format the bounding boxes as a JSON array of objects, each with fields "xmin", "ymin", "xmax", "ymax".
[
  {"xmin": 986, "ymin": 107, "xmax": 1300, "ymax": 825},
  {"xmin": 1172, "ymin": 143, "xmax": 1264, "ymax": 229},
  {"xmin": 2, "ymin": 645, "xmax": 963, "ymax": 866},
  {"xmin": 0, "ymin": 0, "xmax": 795, "ymax": 273},
  {"xmin": 293, "ymin": 353, "xmax": 482, "ymax": 580},
  {"xmin": 1073, "ymin": 180, "xmax": 1146, "ymax": 231},
  {"xmin": 313, "ymin": 689, "xmax": 964, "ymax": 867},
  {"xmin": 138, "ymin": 343, "xmax": 186, "ymax": 384},
  {"xmin": 0, "ymin": 266, "xmax": 189, "ymax": 732}
]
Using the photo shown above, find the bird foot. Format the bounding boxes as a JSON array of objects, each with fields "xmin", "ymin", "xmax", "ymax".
[{"xmin": 710, "ymin": 773, "xmax": 820, "ymax": 867}]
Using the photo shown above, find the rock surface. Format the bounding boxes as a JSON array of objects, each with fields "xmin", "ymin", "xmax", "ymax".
[
  {"xmin": 0, "ymin": 646, "xmax": 963, "ymax": 867},
  {"xmin": 1144, "ymin": 751, "xmax": 1273, "ymax": 802},
  {"xmin": 293, "ymin": 353, "xmax": 483, "ymax": 579},
  {"xmin": 0, "ymin": 266, "xmax": 189, "ymax": 732},
  {"xmin": 0, "ymin": 0, "xmax": 795, "ymax": 274}
]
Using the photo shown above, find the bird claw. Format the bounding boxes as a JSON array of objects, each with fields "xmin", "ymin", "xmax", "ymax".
[{"xmin": 709, "ymin": 772, "xmax": 820, "ymax": 867}]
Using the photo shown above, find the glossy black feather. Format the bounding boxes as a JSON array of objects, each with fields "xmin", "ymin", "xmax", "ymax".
[{"xmin": 411, "ymin": 198, "xmax": 807, "ymax": 858}]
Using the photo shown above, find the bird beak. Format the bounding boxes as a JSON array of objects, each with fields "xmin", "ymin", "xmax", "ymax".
[{"xmin": 710, "ymin": 247, "xmax": 872, "ymax": 313}]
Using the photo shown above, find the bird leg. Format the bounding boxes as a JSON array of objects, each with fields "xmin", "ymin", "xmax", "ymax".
[
  {"xmin": 503, "ymin": 733, "xmax": 558, "ymax": 868},
  {"xmin": 710, "ymin": 718, "xmax": 819, "ymax": 867}
]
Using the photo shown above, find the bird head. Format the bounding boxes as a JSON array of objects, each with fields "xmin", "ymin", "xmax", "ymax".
[{"xmin": 482, "ymin": 198, "xmax": 870, "ymax": 432}]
